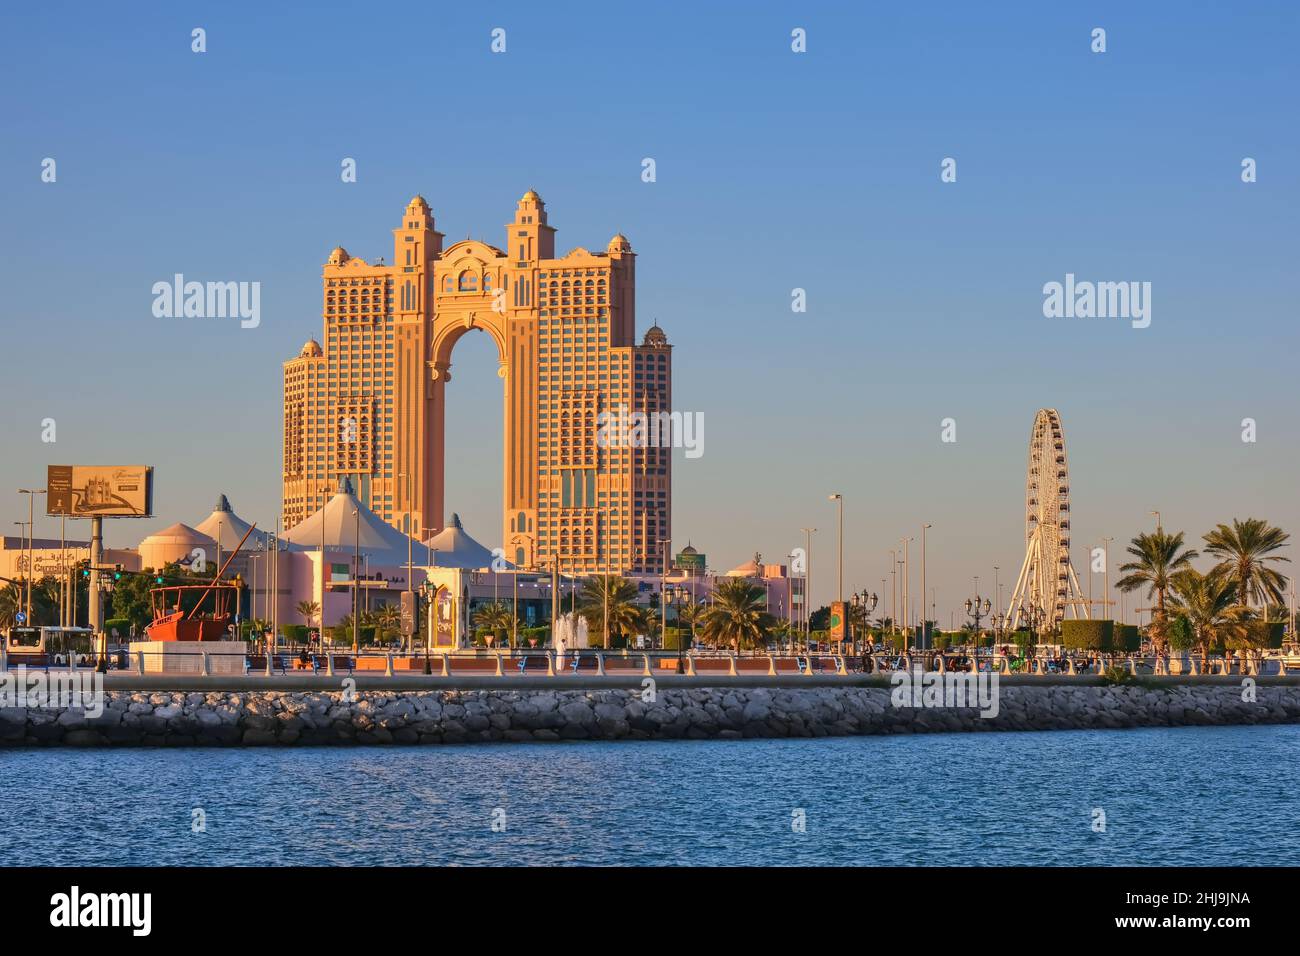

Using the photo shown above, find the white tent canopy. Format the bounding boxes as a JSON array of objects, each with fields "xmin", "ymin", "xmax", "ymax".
[
  {"xmin": 281, "ymin": 478, "xmax": 423, "ymax": 566},
  {"xmin": 423, "ymin": 513, "xmax": 504, "ymax": 570},
  {"xmin": 194, "ymin": 494, "xmax": 268, "ymax": 552}
]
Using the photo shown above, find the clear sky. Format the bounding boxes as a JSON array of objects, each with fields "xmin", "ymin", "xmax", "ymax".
[{"xmin": 2, "ymin": 1, "xmax": 1296, "ymax": 623}]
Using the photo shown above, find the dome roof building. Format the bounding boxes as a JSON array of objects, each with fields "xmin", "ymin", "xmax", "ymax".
[
  {"xmin": 137, "ymin": 523, "xmax": 217, "ymax": 571},
  {"xmin": 642, "ymin": 324, "xmax": 669, "ymax": 348},
  {"xmin": 725, "ymin": 552, "xmax": 764, "ymax": 578}
]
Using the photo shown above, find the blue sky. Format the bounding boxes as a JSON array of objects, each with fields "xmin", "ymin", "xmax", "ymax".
[{"xmin": 1, "ymin": 1, "xmax": 1296, "ymax": 621}]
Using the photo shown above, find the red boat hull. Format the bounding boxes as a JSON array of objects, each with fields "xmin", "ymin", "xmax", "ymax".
[{"xmin": 144, "ymin": 612, "xmax": 231, "ymax": 642}]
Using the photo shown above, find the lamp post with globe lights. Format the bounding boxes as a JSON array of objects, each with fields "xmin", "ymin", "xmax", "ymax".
[{"xmin": 965, "ymin": 586, "xmax": 992, "ymax": 670}]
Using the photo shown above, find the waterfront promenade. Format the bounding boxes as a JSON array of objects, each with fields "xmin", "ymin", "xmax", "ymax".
[{"xmin": 4, "ymin": 646, "xmax": 1297, "ymax": 692}]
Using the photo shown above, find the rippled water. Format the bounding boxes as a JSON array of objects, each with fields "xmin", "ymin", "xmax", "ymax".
[{"xmin": 2, "ymin": 725, "xmax": 1296, "ymax": 866}]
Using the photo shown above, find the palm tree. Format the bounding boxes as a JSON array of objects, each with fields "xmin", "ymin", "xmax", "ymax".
[
  {"xmin": 296, "ymin": 600, "xmax": 320, "ymax": 628},
  {"xmin": 335, "ymin": 613, "xmax": 360, "ymax": 648},
  {"xmin": 35, "ymin": 575, "xmax": 62, "ymax": 625},
  {"xmin": 1116, "ymin": 529, "xmax": 1199, "ymax": 652},
  {"xmin": 472, "ymin": 601, "xmax": 515, "ymax": 646},
  {"xmin": 700, "ymin": 578, "xmax": 775, "ymax": 652},
  {"xmin": 576, "ymin": 575, "xmax": 645, "ymax": 648},
  {"xmin": 1202, "ymin": 517, "xmax": 1291, "ymax": 609},
  {"xmin": 371, "ymin": 603, "xmax": 401, "ymax": 645},
  {"xmin": 0, "ymin": 582, "xmax": 21, "ymax": 630},
  {"xmin": 1168, "ymin": 567, "xmax": 1248, "ymax": 657},
  {"xmin": 675, "ymin": 595, "xmax": 703, "ymax": 645}
]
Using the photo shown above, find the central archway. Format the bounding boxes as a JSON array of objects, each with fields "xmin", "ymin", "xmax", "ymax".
[
  {"xmin": 427, "ymin": 303, "xmax": 512, "ymax": 544},
  {"xmin": 433, "ymin": 323, "xmax": 507, "ymax": 558}
]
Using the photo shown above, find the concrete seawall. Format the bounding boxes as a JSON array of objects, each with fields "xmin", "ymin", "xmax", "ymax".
[{"xmin": 3, "ymin": 680, "xmax": 1299, "ymax": 746}]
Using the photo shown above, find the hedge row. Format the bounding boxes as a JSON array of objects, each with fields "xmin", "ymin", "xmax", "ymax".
[
  {"xmin": 1060, "ymin": 619, "xmax": 1115, "ymax": 651},
  {"xmin": 1115, "ymin": 623, "xmax": 1141, "ymax": 652}
]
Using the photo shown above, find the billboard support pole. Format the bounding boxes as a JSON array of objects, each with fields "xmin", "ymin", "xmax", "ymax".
[{"xmin": 88, "ymin": 516, "xmax": 104, "ymax": 652}]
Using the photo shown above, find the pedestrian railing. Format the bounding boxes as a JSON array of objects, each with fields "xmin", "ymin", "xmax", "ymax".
[{"xmin": 1, "ymin": 644, "xmax": 1293, "ymax": 678}]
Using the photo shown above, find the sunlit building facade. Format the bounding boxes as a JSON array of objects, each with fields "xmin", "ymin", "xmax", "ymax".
[{"xmin": 283, "ymin": 191, "xmax": 672, "ymax": 575}]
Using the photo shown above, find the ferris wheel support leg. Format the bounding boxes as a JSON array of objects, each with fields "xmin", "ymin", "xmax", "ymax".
[
  {"xmin": 1004, "ymin": 540, "xmax": 1036, "ymax": 631},
  {"xmin": 1067, "ymin": 563, "xmax": 1091, "ymax": 619}
]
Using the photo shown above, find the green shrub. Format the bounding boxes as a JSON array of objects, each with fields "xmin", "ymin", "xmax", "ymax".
[
  {"xmin": 1061, "ymin": 619, "xmax": 1115, "ymax": 651},
  {"xmin": 329, "ymin": 624, "xmax": 377, "ymax": 646},
  {"xmin": 104, "ymin": 618, "xmax": 132, "ymax": 638},
  {"xmin": 1008, "ymin": 630, "xmax": 1034, "ymax": 649},
  {"xmin": 282, "ymin": 624, "xmax": 308, "ymax": 644},
  {"xmin": 661, "ymin": 627, "xmax": 693, "ymax": 650},
  {"xmin": 932, "ymin": 632, "xmax": 952, "ymax": 650},
  {"xmin": 1167, "ymin": 616, "xmax": 1195, "ymax": 652},
  {"xmin": 1114, "ymin": 624, "xmax": 1141, "ymax": 653}
]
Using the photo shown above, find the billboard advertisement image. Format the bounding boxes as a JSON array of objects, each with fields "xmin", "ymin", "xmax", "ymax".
[{"xmin": 46, "ymin": 465, "xmax": 154, "ymax": 517}]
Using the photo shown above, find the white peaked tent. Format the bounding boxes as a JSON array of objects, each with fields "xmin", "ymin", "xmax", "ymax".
[
  {"xmin": 194, "ymin": 494, "xmax": 268, "ymax": 552},
  {"xmin": 423, "ymin": 513, "xmax": 503, "ymax": 570},
  {"xmin": 281, "ymin": 477, "xmax": 423, "ymax": 566}
]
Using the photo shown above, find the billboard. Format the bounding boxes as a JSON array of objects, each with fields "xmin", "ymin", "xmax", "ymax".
[
  {"xmin": 829, "ymin": 600, "xmax": 849, "ymax": 643},
  {"xmin": 46, "ymin": 465, "xmax": 154, "ymax": 518}
]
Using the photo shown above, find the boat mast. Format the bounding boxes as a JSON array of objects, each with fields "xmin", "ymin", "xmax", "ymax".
[{"xmin": 184, "ymin": 523, "xmax": 257, "ymax": 621}]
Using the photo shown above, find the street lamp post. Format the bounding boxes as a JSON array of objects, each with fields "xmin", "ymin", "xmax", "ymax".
[
  {"xmin": 920, "ymin": 523, "xmax": 931, "ymax": 649},
  {"xmin": 880, "ymin": 578, "xmax": 887, "ymax": 639},
  {"xmin": 888, "ymin": 551, "xmax": 897, "ymax": 635},
  {"xmin": 993, "ymin": 565, "xmax": 1000, "ymax": 632},
  {"xmin": 658, "ymin": 538, "xmax": 671, "ymax": 651},
  {"xmin": 853, "ymin": 590, "xmax": 878, "ymax": 652},
  {"xmin": 12, "ymin": 521, "xmax": 29, "ymax": 620},
  {"xmin": 665, "ymin": 583, "xmax": 685, "ymax": 672},
  {"xmin": 351, "ymin": 508, "xmax": 360, "ymax": 654},
  {"xmin": 900, "ymin": 536, "xmax": 913, "ymax": 642},
  {"xmin": 964, "ymin": 586, "xmax": 992, "ymax": 669},
  {"xmin": 896, "ymin": 559, "xmax": 905, "ymax": 644},
  {"xmin": 800, "ymin": 528, "xmax": 816, "ymax": 651},
  {"xmin": 401, "ymin": 473, "xmax": 413, "ymax": 650},
  {"xmin": 1101, "ymin": 536, "xmax": 1113, "ymax": 623},
  {"xmin": 828, "ymin": 494, "xmax": 843, "ymax": 606},
  {"xmin": 1022, "ymin": 603, "xmax": 1045, "ymax": 659},
  {"xmin": 17, "ymin": 489, "xmax": 46, "ymax": 624}
]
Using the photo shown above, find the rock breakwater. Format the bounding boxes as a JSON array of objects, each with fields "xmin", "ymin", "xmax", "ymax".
[{"xmin": 3, "ymin": 683, "xmax": 1298, "ymax": 746}]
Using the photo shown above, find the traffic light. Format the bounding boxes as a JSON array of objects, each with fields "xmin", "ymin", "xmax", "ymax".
[
  {"xmin": 155, "ymin": 574, "xmax": 165, "ymax": 585},
  {"xmin": 113, "ymin": 564, "xmax": 123, "ymax": 581},
  {"xmin": 82, "ymin": 568, "xmax": 90, "ymax": 579}
]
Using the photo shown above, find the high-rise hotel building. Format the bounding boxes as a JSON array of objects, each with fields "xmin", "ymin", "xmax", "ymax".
[{"xmin": 283, "ymin": 191, "xmax": 672, "ymax": 575}]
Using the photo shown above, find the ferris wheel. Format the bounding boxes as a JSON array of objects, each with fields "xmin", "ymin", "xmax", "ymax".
[{"xmin": 1005, "ymin": 408, "xmax": 1091, "ymax": 633}]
